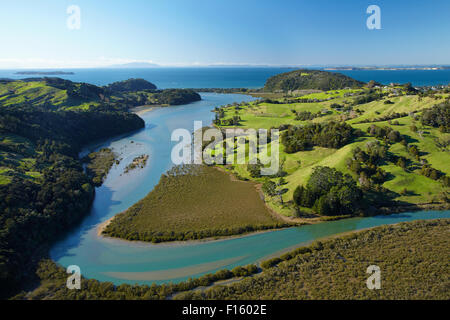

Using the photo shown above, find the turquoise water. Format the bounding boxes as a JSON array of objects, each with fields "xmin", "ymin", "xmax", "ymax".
[
  {"xmin": 50, "ymin": 92, "xmax": 450, "ymax": 286},
  {"xmin": 1, "ymin": 67, "xmax": 449, "ymax": 87}
]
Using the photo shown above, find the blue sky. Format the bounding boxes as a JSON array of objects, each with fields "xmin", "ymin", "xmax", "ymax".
[{"xmin": 0, "ymin": 0, "xmax": 449, "ymax": 68}]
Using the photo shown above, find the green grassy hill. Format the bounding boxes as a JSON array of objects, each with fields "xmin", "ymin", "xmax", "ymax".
[
  {"xmin": 216, "ymin": 86, "xmax": 450, "ymax": 218},
  {"xmin": 0, "ymin": 77, "xmax": 202, "ymax": 111},
  {"xmin": 0, "ymin": 78, "xmax": 102, "ymax": 110}
]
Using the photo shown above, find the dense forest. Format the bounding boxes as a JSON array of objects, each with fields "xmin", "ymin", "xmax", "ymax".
[
  {"xmin": 0, "ymin": 105, "xmax": 144, "ymax": 153},
  {"xmin": 0, "ymin": 104, "xmax": 144, "ymax": 298},
  {"xmin": 154, "ymin": 88, "xmax": 201, "ymax": 105},
  {"xmin": 1, "ymin": 73, "xmax": 449, "ymax": 299},
  {"xmin": 263, "ymin": 69, "xmax": 365, "ymax": 92}
]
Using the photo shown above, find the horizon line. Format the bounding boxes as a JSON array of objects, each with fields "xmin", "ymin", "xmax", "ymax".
[{"xmin": 1, "ymin": 63, "xmax": 450, "ymax": 70}]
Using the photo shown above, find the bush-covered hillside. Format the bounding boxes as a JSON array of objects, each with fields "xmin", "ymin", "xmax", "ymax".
[
  {"xmin": 104, "ymin": 78, "xmax": 157, "ymax": 92},
  {"xmin": 263, "ymin": 69, "xmax": 365, "ymax": 92},
  {"xmin": 154, "ymin": 89, "xmax": 201, "ymax": 105},
  {"xmin": 0, "ymin": 103, "xmax": 144, "ymax": 298}
]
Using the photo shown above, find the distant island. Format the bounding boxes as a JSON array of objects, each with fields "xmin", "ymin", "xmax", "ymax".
[{"xmin": 14, "ymin": 71, "xmax": 75, "ymax": 75}]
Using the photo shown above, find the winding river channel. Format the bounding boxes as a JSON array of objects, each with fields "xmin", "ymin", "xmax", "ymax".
[{"xmin": 50, "ymin": 93, "xmax": 450, "ymax": 286}]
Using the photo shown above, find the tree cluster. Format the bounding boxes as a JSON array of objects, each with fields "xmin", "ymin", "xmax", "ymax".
[
  {"xmin": 366, "ymin": 124, "xmax": 403, "ymax": 144},
  {"xmin": 293, "ymin": 110, "xmax": 321, "ymax": 121},
  {"xmin": 420, "ymin": 102, "xmax": 450, "ymax": 133},
  {"xmin": 281, "ymin": 121, "xmax": 357, "ymax": 153},
  {"xmin": 293, "ymin": 166, "xmax": 363, "ymax": 216},
  {"xmin": 346, "ymin": 141, "xmax": 389, "ymax": 191}
]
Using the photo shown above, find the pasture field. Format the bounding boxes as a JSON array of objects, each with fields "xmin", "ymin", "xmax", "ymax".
[
  {"xmin": 216, "ymin": 91, "xmax": 450, "ymax": 217},
  {"xmin": 0, "ymin": 80, "xmax": 101, "ymax": 110}
]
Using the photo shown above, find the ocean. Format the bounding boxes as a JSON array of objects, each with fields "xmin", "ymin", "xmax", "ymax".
[{"xmin": 0, "ymin": 67, "xmax": 449, "ymax": 88}]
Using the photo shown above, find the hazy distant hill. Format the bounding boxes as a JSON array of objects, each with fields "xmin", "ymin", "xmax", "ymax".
[
  {"xmin": 14, "ymin": 71, "xmax": 75, "ymax": 75},
  {"xmin": 263, "ymin": 69, "xmax": 365, "ymax": 92},
  {"xmin": 108, "ymin": 62, "xmax": 160, "ymax": 68}
]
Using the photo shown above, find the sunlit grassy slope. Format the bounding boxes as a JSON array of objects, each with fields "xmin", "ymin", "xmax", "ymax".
[
  {"xmin": 217, "ymin": 91, "xmax": 449, "ymax": 216},
  {"xmin": 0, "ymin": 80, "xmax": 100, "ymax": 110}
]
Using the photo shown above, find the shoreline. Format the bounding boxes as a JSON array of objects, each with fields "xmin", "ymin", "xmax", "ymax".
[
  {"xmin": 96, "ymin": 216, "xmax": 115, "ymax": 237},
  {"xmin": 96, "ymin": 201, "xmax": 450, "ymax": 246},
  {"xmin": 170, "ymin": 217, "xmax": 450, "ymax": 299},
  {"xmin": 130, "ymin": 105, "xmax": 163, "ymax": 116},
  {"xmin": 95, "ymin": 165, "xmax": 449, "ymax": 246},
  {"xmin": 96, "ymin": 217, "xmax": 287, "ymax": 247}
]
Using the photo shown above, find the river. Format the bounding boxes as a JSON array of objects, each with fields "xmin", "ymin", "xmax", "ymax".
[{"xmin": 50, "ymin": 92, "xmax": 450, "ymax": 286}]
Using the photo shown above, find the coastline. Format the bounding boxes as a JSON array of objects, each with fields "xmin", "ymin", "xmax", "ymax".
[
  {"xmin": 96, "ymin": 216, "xmax": 115, "ymax": 237},
  {"xmin": 170, "ymin": 217, "xmax": 450, "ymax": 299},
  {"xmin": 130, "ymin": 105, "xmax": 162, "ymax": 116},
  {"xmin": 96, "ymin": 216, "xmax": 288, "ymax": 247}
]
